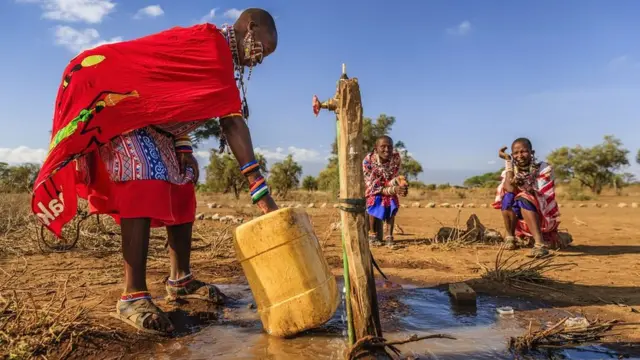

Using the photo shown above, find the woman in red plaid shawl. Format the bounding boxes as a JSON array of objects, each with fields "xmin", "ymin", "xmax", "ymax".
[
  {"xmin": 492, "ymin": 138, "xmax": 568, "ymax": 258},
  {"xmin": 363, "ymin": 136, "xmax": 408, "ymax": 248}
]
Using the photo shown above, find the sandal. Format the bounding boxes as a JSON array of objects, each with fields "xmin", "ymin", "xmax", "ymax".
[
  {"xmin": 384, "ymin": 235, "xmax": 398, "ymax": 250},
  {"xmin": 503, "ymin": 236, "xmax": 517, "ymax": 250},
  {"xmin": 110, "ymin": 293, "xmax": 174, "ymax": 336},
  {"xmin": 165, "ymin": 274, "xmax": 227, "ymax": 305},
  {"xmin": 368, "ymin": 232, "xmax": 382, "ymax": 247},
  {"xmin": 527, "ymin": 245, "xmax": 550, "ymax": 258}
]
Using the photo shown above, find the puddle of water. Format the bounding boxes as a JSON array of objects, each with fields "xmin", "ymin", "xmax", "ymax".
[{"xmin": 141, "ymin": 283, "xmax": 638, "ymax": 360}]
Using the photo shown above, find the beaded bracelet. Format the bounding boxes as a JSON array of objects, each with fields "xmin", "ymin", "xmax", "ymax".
[
  {"xmin": 240, "ymin": 160, "xmax": 260, "ymax": 175},
  {"xmin": 175, "ymin": 136, "xmax": 193, "ymax": 154},
  {"xmin": 505, "ymin": 160, "xmax": 513, "ymax": 172},
  {"xmin": 250, "ymin": 175, "xmax": 269, "ymax": 204}
]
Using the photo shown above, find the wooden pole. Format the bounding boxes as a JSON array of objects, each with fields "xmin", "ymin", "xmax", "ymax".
[
  {"xmin": 313, "ymin": 65, "xmax": 385, "ymax": 350},
  {"xmin": 335, "ymin": 77, "xmax": 384, "ymax": 340}
]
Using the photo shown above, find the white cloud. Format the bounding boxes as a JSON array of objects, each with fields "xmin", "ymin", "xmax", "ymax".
[
  {"xmin": 223, "ymin": 8, "xmax": 243, "ymax": 20},
  {"xmin": 200, "ymin": 8, "xmax": 218, "ymax": 23},
  {"xmin": 134, "ymin": 5, "xmax": 163, "ymax": 19},
  {"xmin": 19, "ymin": 0, "xmax": 117, "ymax": 24},
  {"xmin": 254, "ymin": 146, "xmax": 326, "ymax": 163},
  {"xmin": 195, "ymin": 151, "xmax": 210, "ymax": 160},
  {"xmin": 607, "ymin": 55, "xmax": 640, "ymax": 70},
  {"xmin": 54, "ymin": 25, "xmax": 122, "ymax": 53},
  {"xmin": 487, "ymin": 160, "xmax": 496, "ymax": 165},
  {"xmin": 0, "ymin": 147, "xmax": 47, "ymax": 164},
  {"xmin": 447, "ymin": 20, "xmax": 472, "ymax": 36}
]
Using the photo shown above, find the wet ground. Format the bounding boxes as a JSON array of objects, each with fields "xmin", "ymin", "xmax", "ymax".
[{"xmin": 135, "ymin": 282, "xmax": 639, "ymax": 360}]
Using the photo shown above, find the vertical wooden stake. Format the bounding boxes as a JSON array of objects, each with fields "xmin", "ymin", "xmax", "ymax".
[{"xmin": 335, "ymin": 78, "xmax": 383, "ymax": 340}]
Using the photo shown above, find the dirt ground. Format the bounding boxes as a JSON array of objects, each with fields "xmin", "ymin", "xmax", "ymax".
[{"xmin": 1, "ymin": 188, "xmax": 639, "ymax": 359}]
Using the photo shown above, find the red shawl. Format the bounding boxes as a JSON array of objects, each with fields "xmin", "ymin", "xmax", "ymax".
[{"xmin": 32, "ymin": 23, "xmax": 241, "ymax": 237}]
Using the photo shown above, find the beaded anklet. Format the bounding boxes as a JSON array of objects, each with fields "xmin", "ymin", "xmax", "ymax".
[
  {"xmin": 120, "ymin": 291, "xmax": 152, "ymax": 302},
  {"xmin": 167, "ymin": 273, "xmax": 194, "ymax": 288}
]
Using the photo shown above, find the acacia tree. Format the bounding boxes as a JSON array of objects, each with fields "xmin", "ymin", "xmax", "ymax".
[
  {"xmin": 636, "ymin": 149, "xmax": 640, "ymax": 164},
  {"xmin": 302, "ymin": 175, "xmax": 318, "ymax": 192},
  {"xmin": 269, "ymin": 155, "xmax": 303, "ymax": 198},
  {"xmin": 0, "ymin": 162, "xmax": 40, "ymax": 193},
  {"xmin": 204, "ymin": 151, "xmax": 267, "ymax": 198},
  {"xmin": 547, "ymin": 135, "xmax": 630, "ymax": 194}
]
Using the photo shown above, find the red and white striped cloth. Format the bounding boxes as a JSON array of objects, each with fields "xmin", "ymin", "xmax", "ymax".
[{"xmin": 491, "ymin": 162, "xmax": 561, "ymax": 237}]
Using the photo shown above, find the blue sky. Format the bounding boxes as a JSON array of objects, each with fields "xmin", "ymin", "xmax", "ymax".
[{"xmin": 1, "ymin": 0, "xmax": 639, "ymax": 184}]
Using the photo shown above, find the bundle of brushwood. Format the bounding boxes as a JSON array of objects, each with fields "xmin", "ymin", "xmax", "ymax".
[
  {"xmin": 509, "ymin": 317, "xmax": 620, "ymax": 354},
  {"xmin": 479, "ymin": 244, "xmax": 574, "ymax": 290}
]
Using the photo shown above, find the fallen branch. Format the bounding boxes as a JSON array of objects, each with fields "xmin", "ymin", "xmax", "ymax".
[{"xmin": 345, "ymin": 333, "xmax": 456, "ymax": 360}]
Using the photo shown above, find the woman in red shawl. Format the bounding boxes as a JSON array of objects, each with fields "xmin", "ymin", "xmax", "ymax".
[
  {"xmin": 34, "ymin": 9, "xmax": 278, "ymax": 335},
  {"xmin": 362, "ymin": 136, "xmax": 409, "ymax": 248}
]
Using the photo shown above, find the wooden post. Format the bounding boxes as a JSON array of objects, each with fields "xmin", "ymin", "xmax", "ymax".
[{"xmin": 313, "ymin": 65, "xmax": 385, "ymax": 349}]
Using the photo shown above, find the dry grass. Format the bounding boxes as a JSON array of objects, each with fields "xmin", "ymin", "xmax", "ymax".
[
  {"xmin": 509, "ymin": 316, "xmax": 623, "ymax": 354},
  {"xmin": 479, "ymin": 245, "xmax": 575, "ymax": 289},
  {"xmin": 431, "ymin": 211, "xmax": 504, "ymax": 250},
  {"xmin": 0, "ymin": 261, "xmax": 127, "ymax": 360}
]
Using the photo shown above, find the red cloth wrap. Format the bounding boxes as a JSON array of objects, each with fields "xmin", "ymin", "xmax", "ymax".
[{"xmin": 32, "ymin": 23, "xmax": 241, "ymax": 237}]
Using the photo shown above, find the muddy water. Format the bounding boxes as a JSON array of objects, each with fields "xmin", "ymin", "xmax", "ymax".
[{"xmin": 143, "ymin": 283, "xmax": 636, "ymax": 360}]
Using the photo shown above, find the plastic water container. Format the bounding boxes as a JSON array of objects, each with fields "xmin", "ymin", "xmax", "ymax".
[{"xmin": 233, "ymin": 207, "xmax": 339, "ymax": 337}]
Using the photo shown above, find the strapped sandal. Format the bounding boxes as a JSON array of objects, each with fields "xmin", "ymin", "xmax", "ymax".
[
  {"xmin": 110, "ymin": 293, "xmax": 174, "ymax": 336},
  {"xmin": 165, "ymin": 274, "xmax": 227, "ymax": 305},
  {"xmin": 527, "ymin": 245, "xmax": 550, "ymax": 259},
  {"xmin": 368, "ymin": 232, "xmax": 382, "ymax": 247},
  {"xmin": 384, "ymin": 235, "xmax": 398, "ymax": 250},
  {"xmin": 503, "ymin": 236, "xmax": 517, "ymax": 250}
]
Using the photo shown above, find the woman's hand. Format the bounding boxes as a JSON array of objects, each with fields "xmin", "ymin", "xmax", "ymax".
[
  {"xmin": 178, "ymin": 152, "xmax": 199, "ymax": 184},
  {"xmin": 499, "ymin": 146, "xmax": 511, "ymax": 160}
]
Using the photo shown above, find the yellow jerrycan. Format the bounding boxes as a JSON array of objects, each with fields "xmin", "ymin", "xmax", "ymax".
[{"xmin": 233, "ymin": 207, "xmax": 339, "ymax": 337}]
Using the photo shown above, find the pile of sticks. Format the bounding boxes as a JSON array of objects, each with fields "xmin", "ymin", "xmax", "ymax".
[{"xmin": 509, "ymin": 317, "xmax": 619, "ymax": 354}]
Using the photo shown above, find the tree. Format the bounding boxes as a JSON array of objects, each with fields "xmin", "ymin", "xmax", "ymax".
[
  {"xmin": 0, "ymin": 163, "xmax": 40, "ymax": 193},
  {"xmin": 204, "ymin": 151, "xmax": 267, "ymax": 198},
  {"xmin": 395, "ymin": 141, "xmax": 424, "ymax": 181},
  {"xmin": 636, "ymin": 149, "xmax": 640, "ymax": 164},
  {"xmin": 302, "ymin": 175, "xmax": 318, "ymax": 192},
  {"xmin": 317, "ymin": 157, "xmax": 339, "ymax": 194},
  {"xmin": 547, "ymin": 135, "xmax": 630, "ymax": 194},
  {"xmin": 269, "ymin": 154, "xmax": 303, "ymax": 198},
  {"xmin": 463, "ymin": 169, "xmax": 503, "ymax": 188}
]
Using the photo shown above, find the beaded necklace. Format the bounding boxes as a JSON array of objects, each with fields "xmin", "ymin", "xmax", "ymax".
[{"xmin": 221, "ymin": 25, "xmax": 250, "ymax": 120}]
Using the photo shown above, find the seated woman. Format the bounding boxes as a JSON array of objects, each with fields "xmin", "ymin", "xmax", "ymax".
[
  {"xmin": 362, "ymin": 136, "xmax": 409, "ymax": 248},
  {"xmin": 492, "ymin": 138, "xmax": 567, "ymax": 258}
]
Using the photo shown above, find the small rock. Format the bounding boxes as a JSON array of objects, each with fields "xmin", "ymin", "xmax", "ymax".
[
  {"xmin": 320, "ymin": 203, "xmax": 327, "ymax": 208},
  {"xmin": 412, "ymin": 202, "xmax": 421, "ymax": 208},
  {"xmin": 578, "ymin": 204, "xmax": 587, "ymax": 208},
  {"xmin": 400, "ymin": 204, "xmax": 407, "ymax": 208},
  {"xmin": 618, "ymin": 202, "xmax": 628, "ymax": 208},
  {"xmin": 558, "ymin": 203, "xmax": 563, "ymax": 208},
  {"xmin": 333, "ymin": 204, "xmax": 340, "ymax": 208},
  {"xmin": 295, "ymin": 204, "xmax": 303, "ymax": 208},
  {"xmin": 483, "ymin": 229, "xmax": 504, "ymax": 243},
  {"xmin": 211, "ymin": 213, "xmax": 220, "ymax": 221},
  {"xmin": 207, "ymin": 203, "xmax": 216, "ymax": 209},
  {"xmin": 593, "ymin": 203, "xmax": 601, "ymax": 208},
  {"xmin": 216, "ymin": 204, "xmax": 223, "ymax": 208},
  {"xmin": 466, "ymin": 203, "xmax": 475, "ymax": 208},
  {"xmin": 196, "ymin": 213, "xmax": 205, "ymax": 220},
  {"xmin": 440, "ymin": 203, "xmax": 451, "ymax": 208},
  {"xmin": 426, "ymin": 202, "xmax": 436, "ymax": 208},
  {"xmin": 632, "ymin": 202, "xmax": 638, "ymax": 208},
  {"xmin": 454, "ymin": 203, "xmax": 464, "ymax": 209},
  {"xmin": 234, "ymin": 217, "xmax": 244, "ymax": 224},
  {"xmin": 307, "ymin": 203, "xmax": 315, "ymax": 208},
  {"xmin": 603, "ymin": 204, "xmax": 609, "ymax": 208},
  {"xmin": 480, "ymin": 204, "xmax": 488, "ymax": 208}
]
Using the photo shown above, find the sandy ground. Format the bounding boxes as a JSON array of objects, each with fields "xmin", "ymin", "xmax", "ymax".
[{"xmin": 1, "ymin": 189, "xmax": 639, "ymax": 359}]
